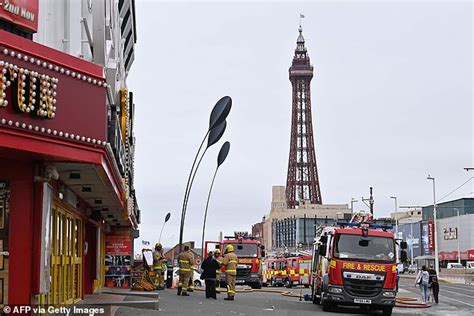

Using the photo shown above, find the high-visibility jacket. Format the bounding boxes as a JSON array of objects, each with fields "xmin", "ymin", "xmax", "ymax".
[
  {"xmin": 153, "ymin": 250, "xmax": 166, "ymax": 270},
  {"xmin": 215, "ymin": 256, "xmax": 223, "ymax": 276},
  {"xmin": 178, "ymin": 251, "xmax": 194, "ymax": 273},
  {"xmin": 223, "ymin": 252, "xmax": 238, "ymax": 275}
]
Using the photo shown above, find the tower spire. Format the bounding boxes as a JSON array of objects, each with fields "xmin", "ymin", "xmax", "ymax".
[{"xmin": 286, "ymin": 26, "xmax": 322, "ymax": 208}]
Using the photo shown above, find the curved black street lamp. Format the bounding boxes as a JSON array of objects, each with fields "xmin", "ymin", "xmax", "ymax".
[
  {"xmin": 200, "ymin": 141, "xmax": 230, "ymax": 258},
  {"xmin": 159, "ymin": 212, "xmax": 171, "ymax": 243},
  {"xmin": 179, "ymin": 96, "xmax": 232, "ymax": 251}
]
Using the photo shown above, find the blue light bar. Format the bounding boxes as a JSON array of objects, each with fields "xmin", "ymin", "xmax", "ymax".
[
  {"xmin": 335, "ymin": 222, "xmax": 394, "ymax": 230},
  {"xmin": 369, "ymin": 223, "xmax": 394, "ymax": 230},
  {"xmin": 336, "ymin": 221, "xmax": 359, "ymax": 227}
]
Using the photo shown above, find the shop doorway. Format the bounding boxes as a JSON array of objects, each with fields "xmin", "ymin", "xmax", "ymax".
[
  {"xmin": 49, "ymin": 203, "xmax": 83, "ymax": 305},
  {"xmin": 0, "ymin": 181, "xmax": 10, "ymax": 306}
]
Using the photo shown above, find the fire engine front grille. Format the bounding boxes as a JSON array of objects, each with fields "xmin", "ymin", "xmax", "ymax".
[
  {"xmin": 343, "ymin": 278, "xmax": 384, "ymax": 297},
  {"xmin": 237, "ymin": 268, "xmax": 251, "ymax": 278}
]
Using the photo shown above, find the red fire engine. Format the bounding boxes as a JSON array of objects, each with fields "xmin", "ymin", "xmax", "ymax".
[
  {"xmin": 311, "ymin": 214, "xmax": 397, "ymax": 316},
  {"xmin": 262, "ymin": 257, "xmax": 286, "ymax": 287},
  {"xmin": 263, "ymin": 255, "xmax": 311, "ymax": 288},
  {"xmin": 283, "ymin": 255, "xmax": 312, "ymax": 288},
  {"xmin": 205, "ymin": 232, "xmax": 265, "ymax": 289}
]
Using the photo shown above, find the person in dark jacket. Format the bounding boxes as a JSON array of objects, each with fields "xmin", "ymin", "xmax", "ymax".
[
  {"xmin": 428, "ymin": 264, "xmax": 439, "ymax": 304},
  {"xmin": 200, "ymin": 251, "xmax": 221, "ymax": 299}
]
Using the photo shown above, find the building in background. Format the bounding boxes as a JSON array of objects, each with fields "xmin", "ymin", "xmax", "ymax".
[
  {"xmin": 397, "ymin": 220, "xmax": 422, "ymax": 264},
  {"xmin": 163, "ymin": 242, "xmax": 203, "ymax": 267},
  {"xmin": 251, "ymin": 220, "xmax": 264, "ymax": 241},
  {"xmin": 0, "ymin": 0, "xmax": 138, "ymax": 307},
  {"xmin": 391, "ymin": 209, "xmax": 422, "ymax": 223},
  {"xmin": 421, "ymin": 198, "xmax": 474, "ymax": 266},
  {"xmin": 261, "ymin": 186, "xmax": 351, "ymax": 252}
]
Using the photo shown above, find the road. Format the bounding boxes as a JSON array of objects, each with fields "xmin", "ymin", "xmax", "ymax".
[{"xmin": 112, "ymin": 281, "xmax": 474, "ymax": 316}]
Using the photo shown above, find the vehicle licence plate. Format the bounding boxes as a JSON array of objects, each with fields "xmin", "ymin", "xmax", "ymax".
[
  {"xmin": 236, "ymin": 280, "xmax": 245, "ymax": 284},
  {"xmin": 354, "ymin": 299, "xmax": 372, "ymax": 304}
]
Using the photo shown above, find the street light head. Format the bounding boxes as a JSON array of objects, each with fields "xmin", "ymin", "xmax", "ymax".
[
  {"xmin": 217, "ymin": 141, "xmax": 230, "ymax": 167},
  {"xmin": 390, "ymin": 196, "xmax": 396, "ymax": 199},
  {"xmin": 207, "ymin": 120, "xmax": 227, "ymax": 148},
  {"xmin": 209, "ymin": 96, "xmax": 232, "ymax": 130},
  {"xmin": 427, "ymin": 175, "xmax": 434, "ymax": 180}
]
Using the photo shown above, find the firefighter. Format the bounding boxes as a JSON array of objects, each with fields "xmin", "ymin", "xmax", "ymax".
[
  {"xmin": 177, "ymin": 245, "xmax": 194, "ymax": 296},
  {"xmin": 152, "ymin": 243, "xmax": 166, "ymax": 290},
  {"xmin": 222, "ymin": 244, "xmax": 238, "ymax": 300},
  {"xmin": 214, "ymin": 249, "xmax": 223, "ymax": 293}
]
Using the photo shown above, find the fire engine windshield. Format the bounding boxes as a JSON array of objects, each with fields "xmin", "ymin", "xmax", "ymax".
[
  {"xmin": 227, "ymin": 244, "xmax": 258, "ymax": 257},
  {"xmin": 334, "ymin": 234, "xmax": 395, "ymax": 263}
]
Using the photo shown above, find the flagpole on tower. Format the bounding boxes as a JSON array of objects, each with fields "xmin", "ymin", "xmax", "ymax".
[{"xmin": 299, "ymin": 13, "xmax": 305, "ymax": 27}]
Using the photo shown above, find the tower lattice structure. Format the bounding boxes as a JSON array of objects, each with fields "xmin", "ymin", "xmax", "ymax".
[{"xmin": 286, "ymin": 26, "xmax": 322, "ymax": 208}]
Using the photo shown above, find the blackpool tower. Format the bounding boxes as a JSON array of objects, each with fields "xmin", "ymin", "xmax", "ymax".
[{"xmin": 286, "ymin": 25, "xmax": 322, "ymax": 208}]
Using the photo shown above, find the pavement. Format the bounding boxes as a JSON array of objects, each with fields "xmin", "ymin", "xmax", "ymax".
[
  {"xmin": 75, "ymin": 281, "xmax": 474, "ymax": 316},
  {"xmin": 72, "ymin": 288, "xmax": 159, "ymax": 316}
]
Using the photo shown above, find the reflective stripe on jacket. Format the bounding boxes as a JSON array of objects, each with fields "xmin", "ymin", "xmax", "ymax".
[
  {"xmin": 178, "ymin": 251, "xmax": 194, "ymax": 272},
  {"xmin": 223, "ymin": 252, "xmax": 238, "ymax": 275}
]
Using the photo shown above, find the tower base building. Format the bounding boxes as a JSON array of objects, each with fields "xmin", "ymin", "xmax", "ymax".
[{"xmin": 261, "ymin": 186, "xmax": 351, "ymax": 253}]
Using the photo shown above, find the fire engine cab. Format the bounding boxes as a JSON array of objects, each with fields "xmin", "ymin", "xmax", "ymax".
[
  {"xmin": 311, "ymin": 213, "xmax": 397, "ymax": 316},
  {"xmin": 205, "ymin": 232, "xmax": 265, "ymax": 289}
]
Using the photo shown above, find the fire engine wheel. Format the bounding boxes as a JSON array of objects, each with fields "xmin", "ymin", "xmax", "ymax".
[
  {"xmin": 284, "ymin": 278, "xmax": 292, "ymax": 288},
  {"xmin": 321, "ymin": 300, "xmax": 333, "ymax": 312}
]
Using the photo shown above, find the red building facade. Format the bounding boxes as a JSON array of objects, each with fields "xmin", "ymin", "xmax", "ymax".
[{"xmin": 0, "ymin": 27, "xmax": 137, "ymax": 307}]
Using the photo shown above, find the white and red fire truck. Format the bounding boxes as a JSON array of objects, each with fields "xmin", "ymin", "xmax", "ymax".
[{"xmin": 311, "ymin": 213, "xmax": 397, "ymax": 316}]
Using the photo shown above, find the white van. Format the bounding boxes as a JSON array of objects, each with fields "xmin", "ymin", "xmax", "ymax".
[
  {"xmin": 447, "ymin": 263, "xmax": 464, "ymax": 269},
  {"xmin": 466, "ymin": 261, "xmax": 474, "ymax": 269}
]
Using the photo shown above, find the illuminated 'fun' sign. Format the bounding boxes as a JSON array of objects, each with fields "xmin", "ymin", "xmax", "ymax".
[{"xmin": 0, "ymin": 60, "xmax": 58, "ymax": 119}]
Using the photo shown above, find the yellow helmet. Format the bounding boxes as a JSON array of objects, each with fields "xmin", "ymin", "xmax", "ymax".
[
  {"xmin": 214, "ymin": 249, "xmax": 221, "ymax": 255},
  {"xmin": 155, "ymin": 242, "xmax": 162, "ymax": 249},
  {"xmin": 225, "ymin": 244, "xmax": 234, "ymax": 253}
]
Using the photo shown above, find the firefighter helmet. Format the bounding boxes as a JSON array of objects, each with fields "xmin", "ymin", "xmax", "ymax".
[
  {"xmin": 155, "ymin": 242, "xmax": 162, "ymax": 250},
  {"xmin": 225, "ymin": 244, "xmax": 234, "ymax": 253},
  {"xmin": 214, "ymin": 249, "xmax": 221, "ymax": 255}
]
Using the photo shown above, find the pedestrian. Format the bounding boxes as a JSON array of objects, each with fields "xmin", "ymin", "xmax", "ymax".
[
  {"xmin": 177, "ymin": 245, "xmax": 194, "ymax": 296},
  {"xmin": 427, "ymin": 264, "xmax": 439, "ymax": 304},
  {"xmin": 201, "ymin": 251, "xmax": 221, "ymax": 299},
  {"xmin": 396, "ymin": 266, "xmax": 400, "ymax": 292},
  {"xmin": 222, "ymin": 244, "xmax": 238, "ymax": 301},
  {"xmin": 415, "ymin": 265, "xmax": 430, "ymax": 302},
  {"xmin": 152, "ymin": 242, "xmax": 167, "ymax": 290},
  {"xmin": 214, "ymin": 249, "xmax": 223, "ymax": 293}
]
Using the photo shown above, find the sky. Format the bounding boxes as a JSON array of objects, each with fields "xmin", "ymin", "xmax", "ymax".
[{"xmin": 128, "ymin": 1, "xmax": 473, "ymax": 251}]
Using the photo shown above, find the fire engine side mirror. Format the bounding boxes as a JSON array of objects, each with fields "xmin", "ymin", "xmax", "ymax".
[
  {"xmin": 319, "ymin": 244, "xmax": 327, "ymax": 257},
  {"xmin": 319, "ymin": 235, "xmax": 328, "ymax": 256}
]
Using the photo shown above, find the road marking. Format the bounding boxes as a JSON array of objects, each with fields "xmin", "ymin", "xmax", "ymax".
[
  {"xmin": 440, "ymin": 288, "xmax": 474, "ymax": 299},
  {"xmin": 440, "ymin": 283, "xmax": 474, "ymax": 293},
  {"xmin": 439, "ymin": 294, "xmax": 474, "ymax": 307}
]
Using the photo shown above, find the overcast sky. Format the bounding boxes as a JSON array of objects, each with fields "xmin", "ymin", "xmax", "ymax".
[{"xmin": 128, "ymin": 1, "xmax": 472, "ymax": 250}]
